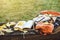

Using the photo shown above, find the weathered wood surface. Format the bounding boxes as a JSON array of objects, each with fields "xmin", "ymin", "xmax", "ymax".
[{"xmin": 0, "ymin": 32, "xmax": 60, "ymax": 40}]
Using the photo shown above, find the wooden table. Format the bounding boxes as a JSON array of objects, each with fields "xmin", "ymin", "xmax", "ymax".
[{"xmin": 0, "ymin": 32, "xmax": 60, "ymax": 40}]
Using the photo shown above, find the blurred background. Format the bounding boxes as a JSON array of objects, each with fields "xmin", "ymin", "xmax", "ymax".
[{"xmin": 0, "ymin": 0, "xmax": 60, "ymax": 22}]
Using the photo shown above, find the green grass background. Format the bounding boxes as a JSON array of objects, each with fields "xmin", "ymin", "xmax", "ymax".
[{"xmin": 0, "ymin": 0, "xmax": 60, "ymax": 22}]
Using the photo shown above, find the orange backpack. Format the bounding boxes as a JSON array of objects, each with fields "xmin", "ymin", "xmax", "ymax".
[{"xmin": 35, "ymin": 22, "xmax": 54, "ymax": 35}]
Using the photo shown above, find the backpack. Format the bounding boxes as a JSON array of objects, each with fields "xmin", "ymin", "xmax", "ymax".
[{"xmin": 54, "ymin": 16, "xmax": 60, "ymax": 27}]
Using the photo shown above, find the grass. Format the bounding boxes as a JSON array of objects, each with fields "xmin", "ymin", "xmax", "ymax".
[{"xmin": 0, "ymin": 0, "xmax": 60, "ymax": 22}]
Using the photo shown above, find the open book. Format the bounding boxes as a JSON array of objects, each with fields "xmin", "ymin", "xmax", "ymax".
[{"xmin": 14, "ymin": 20, "xmax": 34, "ymax": 30}]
